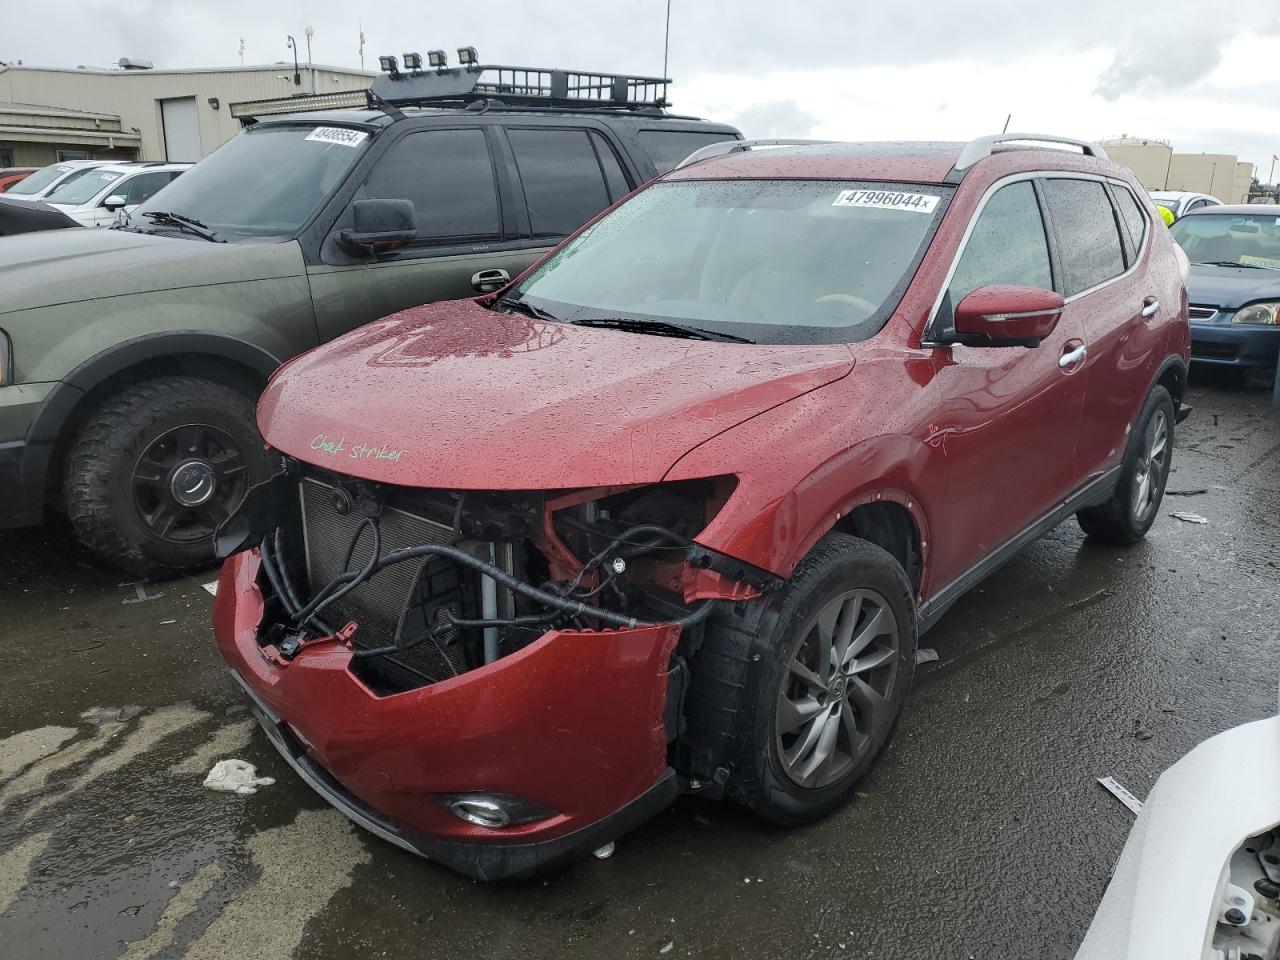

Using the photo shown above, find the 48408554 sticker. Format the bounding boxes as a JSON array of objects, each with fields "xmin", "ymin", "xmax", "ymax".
[
  {"xmin": 304, "ymin": 127, "xmax": 369, "ymax": 148},
  {"xmin": 833, "ymin": 189, "xmax": 940, "ymax": 213}
]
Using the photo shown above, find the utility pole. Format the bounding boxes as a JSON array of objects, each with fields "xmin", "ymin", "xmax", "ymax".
[
  {"xmin": 358, "ymin": 21, "xmax": 366, "ymax": 71},
  {"xmin": 1001, "ymin": 113, "xmax": 1011, "ymax": 134},
  {"xmin": 238, "ymin": 36, "xmax": 245, "ymax": 67},
  {"xmin": 662, "ymin": 0, "xmax": 672, "ymax": 78},
  {"xmin": 305, "ymin": 25, "xmax": 315, "ymax": 92}
]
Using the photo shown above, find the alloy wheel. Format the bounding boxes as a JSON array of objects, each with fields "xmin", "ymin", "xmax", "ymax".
[
  {"xmin": 1130, "ymin": 409, "xmax": 1168, "ymax": 522},
  {"xmin": 130, "ymin": 423, "xmax": 249, "ymax": 544},
  {"xmin": 775, "ymin": 588, "xmax": 901, "ymax": 789}
]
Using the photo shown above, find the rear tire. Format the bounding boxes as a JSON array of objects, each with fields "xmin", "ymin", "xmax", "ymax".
[
  {"xmin": 1076, "ymin": 385, "xmax": 1175, "ymax": 545},
  {"xmin": 687, "ymin": 534, "xmax": 917, "ymax": 826},
  {"xmin": 65, "ymin": 377, "xmax": 273, "ymax": 578}
]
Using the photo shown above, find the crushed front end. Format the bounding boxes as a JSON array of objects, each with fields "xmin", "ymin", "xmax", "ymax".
[{"xmin": 212, "ymin": 461, "xmax": 748, "ymax": 880}]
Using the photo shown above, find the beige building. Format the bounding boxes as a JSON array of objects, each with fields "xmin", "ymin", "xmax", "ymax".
[
  {"xmin": 1098, "ymin": 136, "xmax": 1254, "ymax": 203},
  {"xmin": 0, "ymin": 61, "xmax": 374, "ymax": 168}
]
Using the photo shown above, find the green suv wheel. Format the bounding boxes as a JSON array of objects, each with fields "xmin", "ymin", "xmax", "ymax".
[{"xmin": 65, "ymin": 376, "xmax": 273, "ymax": 578}]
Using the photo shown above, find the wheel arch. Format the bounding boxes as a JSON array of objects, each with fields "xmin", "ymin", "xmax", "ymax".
[
  {"xmin": 1153, "ymin": 354, "xmax": 1187, "ymax": 409},
  {"xmin": 28, "ymin": 332, "xmax": 282, "ymax": 508}
]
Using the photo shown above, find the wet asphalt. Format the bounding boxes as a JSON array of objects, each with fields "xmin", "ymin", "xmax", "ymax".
[{"xmin": 0, "ymin": 372, "xmax": 1277, "ymax": 960}]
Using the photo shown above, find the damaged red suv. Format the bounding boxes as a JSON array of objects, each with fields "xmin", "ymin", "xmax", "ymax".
[{"xmin": 213, "ymin": 133, "xmax": 1191, "ymax": 880}]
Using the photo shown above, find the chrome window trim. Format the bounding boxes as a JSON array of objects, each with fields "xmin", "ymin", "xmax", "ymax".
[{"xmin": 923, "ymin": 171, "xmax": 1151, "ymax": 345}]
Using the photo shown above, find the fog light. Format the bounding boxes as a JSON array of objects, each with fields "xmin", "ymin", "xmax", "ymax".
[
  {"xmin": 441, "ymin": 793, "xmax": 554, "ymax": 829},
  {"xmin": 449, "ymin": 798, "xmax": 510, "ymax": 828},
  {"xmin": 402, "ymin": 52, "xmax": 422, "ymax": 71},
  {"xmin": 427, "ymin": 49, "xmax": 447, "ymax": 68},
  {"xmin": 378, "ymin": 55, "xmax": 398, "ymax": 75},
  {"xmin": 457, "ymin": 46, "xmax": 478, "ymax": 66}
]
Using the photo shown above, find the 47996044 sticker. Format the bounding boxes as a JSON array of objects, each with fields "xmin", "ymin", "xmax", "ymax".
[{"xmin": 833, "ymin": 189, "xmax": 940, "ymax": 213}]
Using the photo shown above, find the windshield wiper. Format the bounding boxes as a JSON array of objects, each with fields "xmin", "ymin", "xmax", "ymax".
[
  {"xmin": 569, "ymin": 317, "xmax": 755, "ymax": 344},
  {"xmin": 1193, "ymin": 260, "xmax": 1276, "ymax": 270},
  {"xmin": 497, "ymin": 296, "xmax": 558, "ymax": 321},
  {"xmin": 140, "ymin": 211, "xmax": 223, "ymax": 243}
]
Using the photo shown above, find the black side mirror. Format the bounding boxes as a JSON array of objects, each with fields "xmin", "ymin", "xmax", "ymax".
[{"xmin": 338, "ymin": 198, "xmax": 417, "ymax": 253}]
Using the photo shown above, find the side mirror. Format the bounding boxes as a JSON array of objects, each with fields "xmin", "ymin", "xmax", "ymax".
[
  {"xmin": 338, "ymin": 198, "xmax": 417, "ymax": 254},
  {"xmin": 102, "ymin": 194, "xmax": 128, "ymax": 212},
  {"xmin": 953, "ymin": 284, "xmax": 1064, "ymax": 348}
]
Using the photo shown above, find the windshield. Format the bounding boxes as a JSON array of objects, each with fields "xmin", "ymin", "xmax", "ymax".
[
  {"xmin": 132, "ymin": 124, "xmax": 371, "ymax": 239},
  {"xmin": 44, "ymin": 168, "xmax": 123, "ymax": 205},
  {"xmin": 514, "ymin": 179, "xmax": 949, "ymax": 344},
  {"xmin": 1171, "ymin": 213, "xmax": 1280, "ymax": 269},
  {"xmin": 6, "ymin": 163, "xmax": 84, "ymax": 196}
]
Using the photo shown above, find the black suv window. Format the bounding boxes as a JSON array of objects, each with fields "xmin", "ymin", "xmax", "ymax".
[
  {"xmin": 638, "ymin": 129, "xmax": 738, "ymax": 175},
  {"xmin": 361, "ymin": 128, "xmax": 501, "ymax": 243},
  {"xmin": 1042, "ymin": 178, "xmax": 1126, "ymax": 295},
  {"xmin": 507, "ymin": 128, "xmax": 619, "ymax": 239},
  {"xmin": 946, "ymin": 180, "xmax": 1053, "ymax": 309}
]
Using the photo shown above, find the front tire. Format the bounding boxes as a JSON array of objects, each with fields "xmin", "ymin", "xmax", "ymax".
[
  {"xmin": 1076, "ymin": 385, "xmax": 1175, "ymax": 545},
  {"xmin": 696, "ymin": 534, "xmax": 917, "ymax": 826},
  {"xmin": 65, "ymin": 377, "xmax": 273, "ymax": 578}
]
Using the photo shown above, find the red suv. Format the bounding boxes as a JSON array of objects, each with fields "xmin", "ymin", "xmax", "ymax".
[{"xmin": 213, "ymin": 133, "xmax": 1190, "ymax": 880}]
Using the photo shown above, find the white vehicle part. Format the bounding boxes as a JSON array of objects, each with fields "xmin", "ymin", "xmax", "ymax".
[{"xmin": 1076, "ymin": 699, "xmax": 1280, "ymax": 960}]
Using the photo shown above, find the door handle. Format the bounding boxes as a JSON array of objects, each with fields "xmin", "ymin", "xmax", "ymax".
[
  {"xmin": 1140, "ymin": 298, "xmax": 1160, "ymax": 318},
  {"xmin": 471, "ymin": 269, "xmax": 511, "ymax": 294},
  {"xmin": 1059, "ymin": 343, "xmax": 1087, "ymax": 369}
]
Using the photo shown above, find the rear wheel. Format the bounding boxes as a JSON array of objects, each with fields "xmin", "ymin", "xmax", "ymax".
[
  {"xmin": 65, "ymin": 377, "xmax": 273, "ymax": 577},
  {"xmin": 1076, "ymin": 385, "xmax": 1175, "ymax": 545},
  {"xmin": 690, "ymin": 534, "xmax": 917, "ymax": 826}
]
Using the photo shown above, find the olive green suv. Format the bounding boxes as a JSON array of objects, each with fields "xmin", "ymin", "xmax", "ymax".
[{"xmin": 0, "ymin": 64, "xmax": 738, "ymax": 575}]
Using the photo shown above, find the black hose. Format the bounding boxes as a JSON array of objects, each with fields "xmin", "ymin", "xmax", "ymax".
[
  {"xmin": 260, "ymin": 532, "xmax": 334, "ymax": 635},
  {"xmin": 292, "ymin": 518, "xmax": 380, "ymax": 626}
]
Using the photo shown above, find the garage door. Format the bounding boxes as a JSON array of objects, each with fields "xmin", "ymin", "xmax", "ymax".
[{"xmin": 160, "ymin": 97, "xmax": 201, "ymax": 162}]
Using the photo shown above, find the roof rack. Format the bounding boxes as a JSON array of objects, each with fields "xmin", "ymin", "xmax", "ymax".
[
  {"xmin": 951, "ymin": 132, "xmax": 1109, "ymax": 174},
  {"xmin": 674, "ymin": 138, "xmax": 832, "ymax": 170},
  {"xmin": 368, "ymin": 64, "xmax": 671, "ymax": 111}
]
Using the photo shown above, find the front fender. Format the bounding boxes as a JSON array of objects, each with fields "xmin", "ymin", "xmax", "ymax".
[{"xmin": 666, "ymin": 384, "xmax": 937, "ymax": 589}]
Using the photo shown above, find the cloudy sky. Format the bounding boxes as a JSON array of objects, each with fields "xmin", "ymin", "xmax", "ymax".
[{"xmin": 6, "ymin": 0, "xmax": 1280, "ymax": 180}]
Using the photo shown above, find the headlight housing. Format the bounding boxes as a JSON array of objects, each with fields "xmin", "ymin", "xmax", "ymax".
[{"xmin": 1233, "ymin": 302, "xmax": 1280, "ymax": 326}]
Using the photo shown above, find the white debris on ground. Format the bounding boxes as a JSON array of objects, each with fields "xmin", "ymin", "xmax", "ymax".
[
  {"xmin": 1170, "ymin": 511, "xmax": 1209, "ymax": 524},
  {"xmin": 915, "ymin": 648, "xmax": 939, "ymax": 665},
  {"xmin": 203, "ymin": 759, "xmax": 275, "ymax": 796},
  {"xmin": 201, "ymin": 581, "xmax": 218, "ymax": 597},
  {"xmin": 592, "ymin": 841, "xmax": 615, "ymax": 859}
]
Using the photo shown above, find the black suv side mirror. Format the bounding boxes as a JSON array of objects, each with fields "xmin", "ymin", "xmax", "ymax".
[{"xmin": 338, "ymin": 198, "xmax": 417, "ymax": 253}]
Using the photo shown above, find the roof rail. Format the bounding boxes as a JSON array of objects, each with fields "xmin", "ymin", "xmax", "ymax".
[
  {"xmin": 368, "ymin": 64, "xmax": 671, "ymax": 111},
  {"xmin": 674, "ymin": 138, "xmax": 833, "ymax": 170},
  {"xmin": 951, "ymin": 132, "xmax": 1109, "ymax": 175}
]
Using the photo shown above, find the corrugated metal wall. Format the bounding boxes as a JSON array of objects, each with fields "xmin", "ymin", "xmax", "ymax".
[{"xmin": 0, "ymin": 65, "xmax": 373, "ymax": 161}]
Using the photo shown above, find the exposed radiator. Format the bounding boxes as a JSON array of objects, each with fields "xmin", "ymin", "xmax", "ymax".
[{"xmin": 298, "ymin": 477, "xmax": 468, "ymax": 680}]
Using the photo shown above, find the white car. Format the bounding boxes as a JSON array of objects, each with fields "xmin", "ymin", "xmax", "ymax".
[
  {"xmin": 1150, "ymin": 190, "xmax": 1224, "ymax": 220},
  {"xmin": 2, "ymin": 160, "xmax": 113, "ymax": 203},
  {"xmin": 41, "ymin": 162, "xmax": 192, "ymax": 227}
]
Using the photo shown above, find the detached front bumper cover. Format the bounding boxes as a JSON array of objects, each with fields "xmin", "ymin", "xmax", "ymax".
[{"xmin": 214, "ymin": 550, "xmax": 684, "ymax": 881}]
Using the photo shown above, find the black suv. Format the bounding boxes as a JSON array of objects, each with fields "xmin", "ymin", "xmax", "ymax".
[{"xmin": 0, "ymin": 62, "xmax": 740, "ymax": 576}]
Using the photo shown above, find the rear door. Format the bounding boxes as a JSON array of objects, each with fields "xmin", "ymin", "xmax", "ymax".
[
  {"xmin": 308, "ymin": 126, "xmax": 534, "ymax": 342},
  {"xmin": 1041, "ymin": 176, "xmax": 1163, "ymax": 479},
  {"xmin": 925, "ymin": 177, "xmax": 1089, "ymax": 574}
]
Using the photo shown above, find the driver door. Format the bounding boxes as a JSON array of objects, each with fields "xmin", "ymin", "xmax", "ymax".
[{"xmin": 923, "ymin": 178, "xmax": 1089, "ymax": 582}]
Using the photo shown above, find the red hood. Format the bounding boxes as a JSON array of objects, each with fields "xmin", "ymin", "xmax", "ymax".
[{"xmin": 259, "ymin": 299, "xmax": 854, "ymax": 489}]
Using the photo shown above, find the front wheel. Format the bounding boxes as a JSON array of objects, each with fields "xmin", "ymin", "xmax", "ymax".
[
  {"xmin": 699, "ymin": 534, "xmax": 917, "ymax": 826},
  {"xmin": 1076, "ymin": 385, "xmax": 1175, "ymax": 545},
  {"xmin": 65, "ymin": 376, "xmax": 274, "ymax": 577}
]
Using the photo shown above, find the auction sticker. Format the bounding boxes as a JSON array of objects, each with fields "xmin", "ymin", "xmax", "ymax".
[
  {"xmin": 834, "ymin": 189, "xmax": 939, "ymax": 213},
  {"xmin": 1241, "ymin": 255, "xmax": 1280, "ymax": 269},
  {"xmin": 305, "ymin": 127, "xmax": 369, "ymax": 148}
]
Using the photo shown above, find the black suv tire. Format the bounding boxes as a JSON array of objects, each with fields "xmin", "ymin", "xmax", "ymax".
[
  {"xmin": 1076, "ymin": 385, "xmax": 1175, "ymax": 545},
  {"xmin": 685, "ymin": 534, "xmax": 917, "ymax": 826},
  {"xmin": 65, "ymin": 377, "xmax": 273, "ymax": 577}
]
